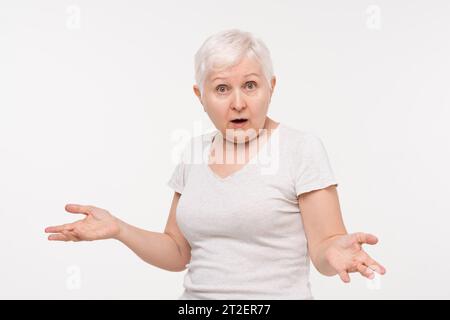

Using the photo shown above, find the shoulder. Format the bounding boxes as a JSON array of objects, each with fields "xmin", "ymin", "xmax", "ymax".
[
  {"xmin": 179, "ymin": 129, "xmax": 217, "ymax": 165},
  {"xmin": 280, "ymin": 124, "xmax": 322, "ymax": 150},
  {"xmin": 278, "ymin": 125, "xmax": 333, "ymax": 175}
]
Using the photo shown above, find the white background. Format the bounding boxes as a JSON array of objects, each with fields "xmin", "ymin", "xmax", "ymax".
[{"xmin": 1, "ymin": 0, "xmax": 449, "ymax": 299}]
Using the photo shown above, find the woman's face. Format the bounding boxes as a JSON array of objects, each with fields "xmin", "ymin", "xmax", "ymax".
[{"xmin": 194, "ymin": 56, "xmax": 276, "ymax": 143}]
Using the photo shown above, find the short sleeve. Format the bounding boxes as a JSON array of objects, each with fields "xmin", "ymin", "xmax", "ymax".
[
  {"xmin": 294, "ymin": 132, "xmax": 338, "ymax": 197},
  {"xmin": 167, "ymin": 135, "xmax": 197, "ymax": 194},
  {"xmin": 167, "ymin": 160, "xmax": 186, "ymax": 194}
]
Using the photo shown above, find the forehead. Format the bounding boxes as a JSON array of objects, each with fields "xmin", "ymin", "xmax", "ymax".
[{"xmin": 209, "ymin": 57, "xmax": 263, "ymax": 81}]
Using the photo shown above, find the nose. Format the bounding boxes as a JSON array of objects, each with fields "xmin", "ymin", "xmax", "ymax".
[{"xmin": 231, "ymin": 89, "xmax": 246, "ymax": 111}]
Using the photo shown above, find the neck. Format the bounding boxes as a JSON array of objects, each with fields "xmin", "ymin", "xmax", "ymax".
[{"xmin": 210, "ymin": 118, "xmax": 279, "ymax": 164}]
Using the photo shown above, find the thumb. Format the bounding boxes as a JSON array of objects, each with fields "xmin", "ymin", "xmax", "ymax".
[
  {"xmin": 353, "ymin": 232, "xmax": 378, "ymax": 245},
  {"xmin": 65, "ymin": 204, "xmax": 93, "ymax": 215}
]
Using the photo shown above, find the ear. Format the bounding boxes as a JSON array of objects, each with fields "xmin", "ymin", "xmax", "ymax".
[
  {"xmin": 268, "ymin": 76, "xmax": 276, "ymax": 104},
  {"xmin": 193, "ymin": 84, "xmax": 202, "ymax": 101},
  {"xmin": 193, "ymin": 85, "xmax": 206, "ymax": 112},
  {"xmin": 270, "ymin": 76, "xmax": 276, "ymax": 94}
]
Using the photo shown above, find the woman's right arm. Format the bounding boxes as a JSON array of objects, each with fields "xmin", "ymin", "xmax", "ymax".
[
  {"xmin": 116, "ymin": 191, "xmax": 191, "ymax": 272},
  {"xmin": 45, "ymin": 192, "xmax": 191, "ymax": 272}
]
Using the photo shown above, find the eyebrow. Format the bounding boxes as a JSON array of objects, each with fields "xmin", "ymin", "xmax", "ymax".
[{"xmin": 211, "ymin": 73, "xmax": 260, "ymax": 82}]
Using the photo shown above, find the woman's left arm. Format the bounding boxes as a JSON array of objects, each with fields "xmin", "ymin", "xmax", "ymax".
[{"xmin": 298, "ymin": 185, "xmax": 386, "ymax": 283}]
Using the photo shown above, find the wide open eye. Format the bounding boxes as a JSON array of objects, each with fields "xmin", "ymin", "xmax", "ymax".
[
  {"xmin": 245, "ymin": 81, "xmax": 257, "ymax": 90},
  {"xmin": 216, "ymin": 85, "xmax": 228, "ymax": 93}
]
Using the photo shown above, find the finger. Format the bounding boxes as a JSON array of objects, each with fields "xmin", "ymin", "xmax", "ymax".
[
  {"xmin": 364, "ymin": 257, "xmax": 386, "ymax": 275},
  {"xmin": 65, "ymin": 204, "xmax": 93, "ymax": 215},
  {"xmin": 48, "ymin": 233, "xmax": 69, "ymax": 241},
  {"xmin": 354, "ymin": 232, "xmax": 378, "ymax": 245},
  {"xmin": 45, "ymin": 223, "xmax": 75, "ymax": 233},
  {"xmin": 68, "ymin": 230, "xmax": 81, "ymax": 242},
  {"xmin": 338, "ymin": 270, "xmax": 351, "ymax": 283},
  {"xmin": 62, "ymin": 230, "xmax": 80, "ymax": 242},
  {"xmin": 357, "ymin": 263, "xmax": 375, "ymax": 279},
  {"xmin": 357, "ymin": 251, "xmax": 386, "ymax": 274}
]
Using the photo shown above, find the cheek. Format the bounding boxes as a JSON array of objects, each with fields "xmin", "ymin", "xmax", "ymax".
[
  {"xmin": 205, "ymin": 93, "xmax": 227, "ymax": 106},
  {"xmin": 205, "ymin": 98, "xmax": 229, "ymax": 119},
  {"xmin": 248, "ymin": 95, "xmax": 270, "ymax": 113}
]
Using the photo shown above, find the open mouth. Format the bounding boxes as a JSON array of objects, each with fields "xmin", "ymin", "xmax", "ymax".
[
  {"xmin": 230, "ymin": 118, "xmax": 248, "ymax": 128},
  {"xmin": 230, "ymin": 118, "xmax": 248, "ymax": 124}
]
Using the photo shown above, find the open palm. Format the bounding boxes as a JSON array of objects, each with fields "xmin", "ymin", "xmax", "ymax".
[
  {"xmin": 325, "ymin": 232, "xmax": 386, "ymax": 283},
  {"xmin": 45, "ymin": 204, "xmax": 121, "ymax": 241}
]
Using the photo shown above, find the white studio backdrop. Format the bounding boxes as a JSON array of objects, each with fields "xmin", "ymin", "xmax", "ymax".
[{"xmin": 0, "ymin": 0, "xmax": 449, "ymax": 299}]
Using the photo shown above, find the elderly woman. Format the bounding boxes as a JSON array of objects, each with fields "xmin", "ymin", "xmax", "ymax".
[{"xmin": 45, "ymin": 29, "xmax": 386, "ymax": 299}]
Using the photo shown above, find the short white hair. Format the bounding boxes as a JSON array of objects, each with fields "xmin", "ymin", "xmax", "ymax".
[{"xmin": 194, "ymin": 29, "xmax": 274, "ymax": 96}]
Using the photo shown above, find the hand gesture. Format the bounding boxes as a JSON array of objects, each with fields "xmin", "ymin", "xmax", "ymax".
[
  {"xmin": 325, "ymin": 232, "xmax": 386, "ymax": 282},
  {"xmin": 45, "ymin": 204, "xmax": 121, "ymax": 242}
]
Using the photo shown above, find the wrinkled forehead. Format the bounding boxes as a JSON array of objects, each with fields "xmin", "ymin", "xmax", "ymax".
[{"xmin": 207, "ymin": 57, "xmax": 264, "ymax": 82}]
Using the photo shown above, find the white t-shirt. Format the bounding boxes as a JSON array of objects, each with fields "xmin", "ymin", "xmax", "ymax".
[{"xmin": 167, "ymin": 123, "xmax": 338, "ymax": 299}]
